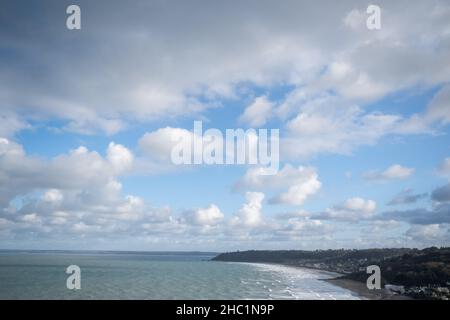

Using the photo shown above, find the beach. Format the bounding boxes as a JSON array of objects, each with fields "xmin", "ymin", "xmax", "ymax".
[{"xmin": 324, "ymin": 278, "xmax": 412, "ymax": 300}]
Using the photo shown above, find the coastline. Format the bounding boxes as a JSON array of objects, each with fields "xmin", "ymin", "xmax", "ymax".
[
  {"xmin": 281, "ymin": 263, "xmax": 413, "ymax": 300},
  {"xmin": 323, "ymin": 277, "xmax": 412, "ymax": 300},
  {"xmin": 230, "ymin": 261, "xmax": 412, "ymax": 300}
]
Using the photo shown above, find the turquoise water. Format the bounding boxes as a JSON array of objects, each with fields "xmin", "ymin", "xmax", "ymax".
[{"xmin": 0, "ymin": 251, "xmax": 360, "ymax": 300}]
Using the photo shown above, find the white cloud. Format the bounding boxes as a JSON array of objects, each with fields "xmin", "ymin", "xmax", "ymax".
[
  {"xmin": 388, "ymin": 84, "xmax": 450, "ymax": 136},
  {"xmin": 64, "ymin": 117, "xmax": 126, "ymax": 136},
  {"xmin": 0, "ymin": 137, "xmax": 26, "ymax": 157},
  {"xmin": 270, "ymin": 178, "xmax": 321, "ymax": 206},
  {"xmin": 191, "ymin": 204, "xmax": 224, "ymax": 226},
  {"xmin": 0, "ymin": 112, "xmax": 29, "ymax": 138},
  {"xmin": 367, "ymin": 220, "xmax": 402, "ymax": 234},
  {"xmin": 343, "ymin": 197, "xmax": 377, "ymax": 213},
  {"xmin": 406, "ymin": 224, "xmax": 448, "ymax": 242},
  {"xmin": 372, "ymin": 164, "xmax": 415, "ymax": 180},
  {"xmin": 237, "ymin": 164, "xmax": 321, "ymax": 206},
  {"xmin": 232, "ymin": 192, "xmax": 265, "ymax": 227},
  {"xmin": 363, "ymin": 164, "xmax": 415, "ymax": 181},
  {"xmin": 0, "ymin": 138, "xmax": 136, "ymax": 216},
  {"xmin": 320, "ymin": 61, "xmax": 390, "ymax": 101},
  {"xmin": 239, "ymin": 96, "xmax": 273, "ymax": 127},
  {"xmin": 2, "ymin": 1, "xmax": 450, "ymax": 250},
  {"xmin": 316, "ymin": 197, "xmax": 377, "ymax": 221},
  {"xmin": 274, "ymin": 218, "xmax": 332, "ymax": 240},
  {"xmin": 277, "ymin": 82, "xmax": 450, "ymax": 160},
  {"xmin": 275, "ymin": 210, "xmax": 311, "ymax": 220},
  {"xmin": 1, "ymin": 1, "xmax": 450, "ymax": 137},
  {"xmin": 114, "ymin": 195, "xmax": 146, "ymax": 221},
  {"xmin": 43, "ymin": 189, "xmax": 63, "ymax": 204},
  {"xmin": 107, "ymin": 142, "xmax": 134, "ymax": 174},
  {"xmin": 280, "ymin": 92, "xmax": 407, "ymax": 159},
  {"xmin": 284, "ymin": 218, "xmax": 325, "ymax": 232},
  {"xmin": 138, "ymin": 127, "xmax": 199, "ymax": 163}
]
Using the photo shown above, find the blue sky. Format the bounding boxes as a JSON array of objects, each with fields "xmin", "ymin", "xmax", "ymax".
[{"xmin": 0, "ymin": 0, "xmax": 450, "ymax": 251}]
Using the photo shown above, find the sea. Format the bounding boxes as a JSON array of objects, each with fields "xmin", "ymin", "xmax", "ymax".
[{"xmin": 0, "ymin": 250, "xmax": 360, "ymax": 300}]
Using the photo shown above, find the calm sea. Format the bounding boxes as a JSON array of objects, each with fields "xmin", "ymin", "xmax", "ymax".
[{"xmin": 0, "ymin": 251, "xmax": 360, "ymax": 299}]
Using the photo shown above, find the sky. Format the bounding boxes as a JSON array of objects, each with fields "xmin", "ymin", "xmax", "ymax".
[{"xmin": 0, "ymin": 0, "xmax": 450, "ymax": 251}]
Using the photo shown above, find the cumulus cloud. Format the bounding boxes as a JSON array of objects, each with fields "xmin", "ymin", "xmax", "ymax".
[
  {"xmin": 232, "ymin": 192, "xmax": 265, "ymax": 227},
  {"xmin": 189, "ymin": 204, "xmax": 224, "ymax": 226},
  {"xmin": 0, "ymin": 138, "xmax": 138, "ymax": 222},
  {"xmin": 363, "ymin": 164, "xmax": 415, "ymax": 181},
  {"xmin": 137, "ymin": 125, "xmax": 270, "ymax": 172},
  {"xmin": 107, "ymin": 142, "xmax": 134, "ymax": 174},
  {"xmin": 0, "ymin": 138, "xmax": 44, "ymax": 206},
  {"xmin": 2, "ymin": 0, "xmax": 450, "ymax": 250},
  {"xmin": 0, "ymin": 137, "xmax": 334, "ymax": 247},
  {"xmin": 343, "ymin": 198, "xmax": 377, "ymax": 213},
  {"xmin": 270, "ymin": 178, "xmax": 321, "ymax": 206},
  {"xmin": 237, "ymin": 164, "xmax": 321, "ymax": 206},
  {"xmin": 315, "ymin": 197, "xmax": 377, "ymax": 221},
  {"xmin": 239, "ymin": 96, "xmax": 273, "ymax": 127},
  {"xmin": 139, "ymin": 127, "xmax": 198, "ymax": 163}
]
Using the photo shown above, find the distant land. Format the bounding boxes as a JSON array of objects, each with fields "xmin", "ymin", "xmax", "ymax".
[
  {"xmin": 212, "ymin": 247, "xmax": 450, "ymax": 300},
  {"xmin": 0, "ymin": 249, "xmax": 219, "ymax": 256}
]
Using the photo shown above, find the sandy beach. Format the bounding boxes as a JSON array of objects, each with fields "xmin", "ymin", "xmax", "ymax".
[{"xmin": 324, "ymin": 277, "xmax": 413, "ymax": 300}]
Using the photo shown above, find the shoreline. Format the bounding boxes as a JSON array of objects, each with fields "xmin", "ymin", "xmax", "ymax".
[
  {"xmin": 323, "ymin": 277, "xmax": 412, "ymax": 300},
  {"xmin": 289, "ymin": 264, "xmax": 413, "ymax": 300},
  {"xmin": 281, "ymin": 263, "xmax": 413, "ymax": 300},
  {"xmin": 227, "ymin": 261, "xmax": 412, "ymax": 300}
]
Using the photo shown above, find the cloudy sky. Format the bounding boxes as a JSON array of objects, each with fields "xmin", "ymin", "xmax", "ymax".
[{"xmin": 1, "ymin": 0, "xmax": 450, "ymax": 251}]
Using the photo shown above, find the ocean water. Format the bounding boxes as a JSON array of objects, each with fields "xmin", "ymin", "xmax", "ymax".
[{"xmin": 0, "ymin": 251, "xmax": 360, "ymax": 300}]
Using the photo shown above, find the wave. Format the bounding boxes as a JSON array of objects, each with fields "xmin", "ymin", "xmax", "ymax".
[{"xmin": 238, "ymin": 262, "xmax": 361, "ymax": 300}]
